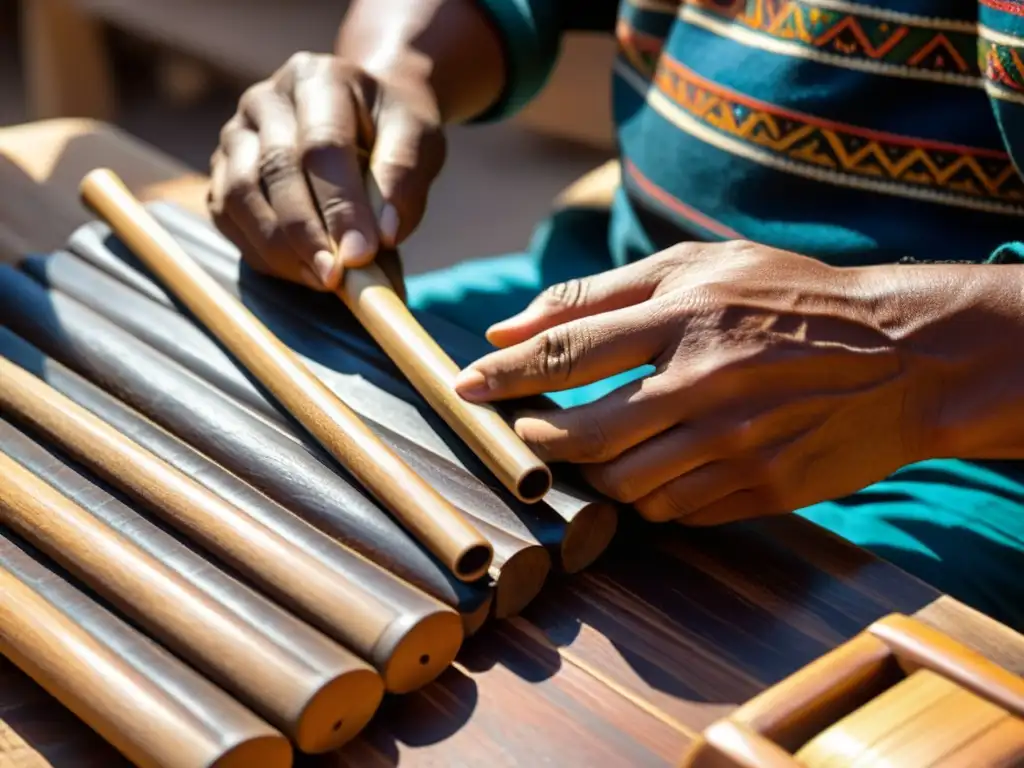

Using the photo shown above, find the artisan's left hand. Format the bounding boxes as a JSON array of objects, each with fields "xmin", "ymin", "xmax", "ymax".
[{"xmin": 454, "ymin": 241, "xmax": 935, "ymax": 524}]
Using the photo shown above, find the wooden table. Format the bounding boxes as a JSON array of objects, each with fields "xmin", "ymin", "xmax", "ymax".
[{"xmin": 0, "ymin": 119, "xmax": 1021, "ymax": 768}]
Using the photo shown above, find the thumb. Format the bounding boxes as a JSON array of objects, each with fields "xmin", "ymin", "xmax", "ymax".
[{"xmin": 486, "ymin": 258, "xmax": 666, "ymax": 348}]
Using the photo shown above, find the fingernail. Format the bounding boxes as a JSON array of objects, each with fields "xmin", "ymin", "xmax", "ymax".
[
  {"xmin": 453, "ymin": 368, "xmax": 491, "ymax": 400},
  {"xmin": 338, "ymin": 230, "xmax": 371, "ymax": 266},
  {"xmin": 378, "ymin": 204, "xmax": 400, "ymax": 246},
  {"xmin": 313, "ymin": 250, "xmax": 340, "ymax": 287},
  {"xmin": 488, "ymin": 303, "xmax": 538, "ymax": 335}
]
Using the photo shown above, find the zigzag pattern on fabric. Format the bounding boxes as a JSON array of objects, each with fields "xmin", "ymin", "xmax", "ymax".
[
  {"xmin": 628, "ymin": 53, "xmax": 1024, "ymax": 210},
  {"xmin": 682, "ymin": 0, "xmax": 978, "ymax": 84}
]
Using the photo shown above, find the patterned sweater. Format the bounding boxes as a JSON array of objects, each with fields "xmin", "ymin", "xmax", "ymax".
[{"xmin": 475, "ymin": 0, "xmax": 1024, "ymax": 266}]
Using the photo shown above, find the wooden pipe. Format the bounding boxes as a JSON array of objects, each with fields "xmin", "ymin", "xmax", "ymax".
[
  {"xmin": 0, "ymin": 451, "xmax": 382, "ymax": 754},
  {"xmin": 339, "ymin": 260, "xmax": 552, "ymax": 503},
  {"xmin": 352, "ymin": 166, "xmax": 552, "ymax": 503},
  {"xmin": 0, "ymin": 351, "xmax": 461, "ymax": 694},
  {"xmin": 0, "ymin": 534, "xmax": 292, "ymax": 768},
  {"xmin": 0, "ymin": 278, "xmax": 492, "ymax": 621},
  {"xmin": 81, "ymin": 168, "xmax": 492, "ymax": 583}
]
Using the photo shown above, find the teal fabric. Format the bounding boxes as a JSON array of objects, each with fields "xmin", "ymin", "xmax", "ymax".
[
  {"xmin": 471, "ymin": 0, "xmax": 563, "ymax": 121},
  {"xmin": 406, "ymin": 209, "xmax": 1024, "ymax": 631}
]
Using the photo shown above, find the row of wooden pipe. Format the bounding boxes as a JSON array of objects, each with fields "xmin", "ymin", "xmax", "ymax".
[{"xmin": 0, "ymin": 172, "xmax": 619, "ymax": 768}]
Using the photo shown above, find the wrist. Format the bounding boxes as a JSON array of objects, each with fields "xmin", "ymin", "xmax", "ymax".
[
  {"xmin": 857, "ymin": 262, "xmax": 1024, "ymax": 460},
  {"xmin": 337, "ymin": 0, "xmax": 505, "ymax": 123}
]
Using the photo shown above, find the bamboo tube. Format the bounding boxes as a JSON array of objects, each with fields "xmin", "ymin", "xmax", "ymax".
[
  {"xmin": 339, "ymin": 260, "xmax": 552, "ymax": 503},
  {"xmin": 19, "ymin": 255, "xmax": 551, "ymax": 617},
  {"xmin": 0, "ymin": 277, "xmax": 492, "ymax": 622},
  {"xmin": 0, "ymin": 351, "xmax": 460, "ymax": 694},
  {"xmin": 80, "ymin": 168, "xmax": 493, "ymax": 583},
  {"xmin": 354, "ymin": 166, "xmax": 550, "ymax": 503},
  {"xmin": 0, "ymin": 453, "xmax": 381, "ymax": 754},
  {"xmin": 45, "ymin": 238, "xmax": 618, "ymax": 573},
  {"xmin": 0, "ymin": 410, "xmax": 458, "ymax": 696},
  {"xmin": 0, "ymin": 533, "xmax": 292, "ymax": 768}
]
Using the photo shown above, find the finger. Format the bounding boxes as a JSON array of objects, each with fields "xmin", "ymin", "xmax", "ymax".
[
  {"xmin": 680, "ymin": 489, "xmax": 783, "ymax": 526},
  {"xmin": 633, "ymin": 461, "xmax": 748, "ymax": 523},
  {"xmin": 454, "ymin": 303, "xmax": 672, "ymax": 402},
  {"xmin": 485, "ymin": 254, "xmax": 677, "ymax": 347},
  {"xmin": 581, "ymin": 422, "xmax": 709, "ymax": 501},
  {"xmin": 209, "ymin": 150, "xmax": 256, "ymax": 259},
  {"xmin": 369, "ymin": 107, "xmax": 446, "ymax": 249},
  {"xmin": 241, "ymin": 84, "xmax": 339, "ymax": 288},
  {"xmin": 293, "ymin": 66, "xmax": 379, "ymax": 271},
  {"xmin": 511, "ymin": 374, "xmax": 676, "ymax": 465},
  {"xmin": 581, "ymin": 395, "xmax": 833, "ymax": 502},
  {"xmin": 221, "ymin": 126, "xmax": 323, "ymax": 290}
]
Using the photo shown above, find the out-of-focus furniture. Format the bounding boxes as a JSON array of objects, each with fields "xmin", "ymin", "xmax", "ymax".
[{"xmin": 19, "ymin": 0, "xmax": 616, "ymax": 148}]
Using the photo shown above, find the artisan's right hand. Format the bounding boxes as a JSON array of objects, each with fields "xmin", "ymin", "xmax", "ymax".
[{"xmin": 209, "ymin": 52, "xmax": 446, "ymax": 291}]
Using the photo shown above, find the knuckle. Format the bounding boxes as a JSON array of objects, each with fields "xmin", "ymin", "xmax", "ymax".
[
  {"xmin": 239, "ymin": 82, "xmax": 271, "ymax": 114},
  {"xmin": 541, "ymin": 278, "xmax": 587, "ymax": 311},
  {"xmin": 301, "ymin": 131, "xmax": 349, "ymax": 157},
  {"xmin": 636, "ymin": 491, "xmax": 686, "ymax": 523},
  {"xmin": 318, "ymin": 196, "xmax": 361, "ymax": 223},
  {"xmin": 728, "ymin": 418, "xmax": 759, "ymax": 452},
  {"xmin": 258, "ymin": 146, "xmax": 301, "ymax": 188},
  {"xmin": 594, "ymin": 465, "xmax": 640, "ymax": 503},
  {"xmin": 283, "ymin": 51, "xmax": 318, "ymax": 77},
  {"xmin": 537, "ymin": 326, "xmax": 583, "ymax": 382},
  {"xmin": 218, "ymin": 117, "xmax": 243, "ymax": 147},
  {"xmin": 570, "ymin": 417, "xmax": 615, "ymax": 464},
  {"xmin": 223, "ymin": 176, "xmax": 257, "ymax": 209}
]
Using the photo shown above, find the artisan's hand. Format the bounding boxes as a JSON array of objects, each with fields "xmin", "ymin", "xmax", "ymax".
[
  {"xmin": 455, "ymin": 242, "xmax": 935, "ymax": 524},
  {"xmin": 209, "ymin": 52, "xmax": 445, "ymax": 291}
]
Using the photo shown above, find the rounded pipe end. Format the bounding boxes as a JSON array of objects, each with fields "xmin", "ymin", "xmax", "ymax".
[
  {"xmin": 382, "ymin": 610, "xmax": 465, "ymax": 694},
  {"xmin": 560, "ymin": 501, "xmax": 619, "ymax": 574},
  {"xmin": 293, "ymin": 667, "xmax": 384, "ymax": 754}
]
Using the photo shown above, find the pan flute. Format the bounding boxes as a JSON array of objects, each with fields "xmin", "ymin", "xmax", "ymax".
[{"xmin": 1, "ymin": 195, "xmax": 1021, "ymax": 768}]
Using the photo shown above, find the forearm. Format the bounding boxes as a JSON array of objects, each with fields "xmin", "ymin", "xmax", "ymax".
[
  {"xmin": 862, "ymin": 263, "xmax": 1024, "ymax": 460},
  {"xmin": 337, "ymin": 0, "xmax": 506, "ymax": 123}
]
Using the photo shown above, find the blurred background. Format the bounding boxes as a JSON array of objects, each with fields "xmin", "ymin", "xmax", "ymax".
[{"xmin": 1, "ymin": 0, "xmax": 617, "ymax": 273}]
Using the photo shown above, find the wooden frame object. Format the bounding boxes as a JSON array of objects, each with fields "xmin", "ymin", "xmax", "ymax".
[{"xmin": 682, "ymin": 614, "xmax": 1024, "ymax": 767}]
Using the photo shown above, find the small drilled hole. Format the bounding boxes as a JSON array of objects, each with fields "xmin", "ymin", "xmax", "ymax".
[
  {"xmin": 419, "ymin": 654, "xmax": 430, "ymax": 666},
  {"xmin": 332, "ymin": 720, "xmax": 344, "ymax": 732}
]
